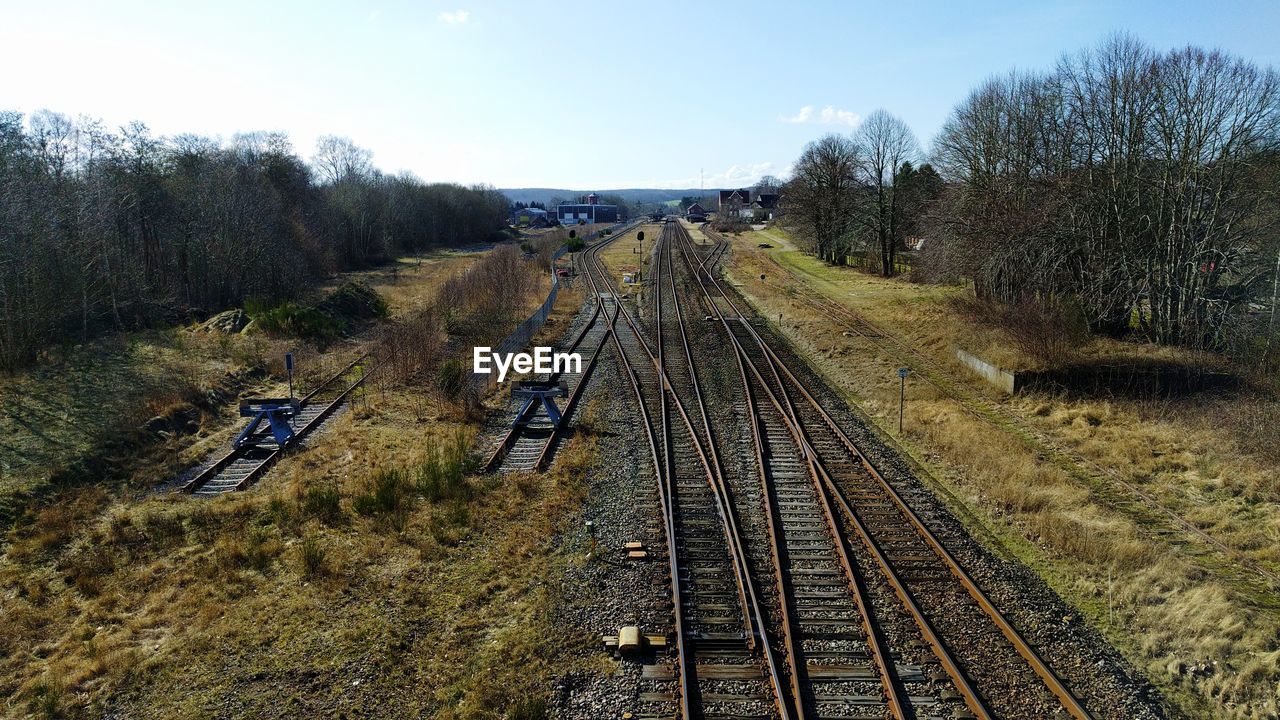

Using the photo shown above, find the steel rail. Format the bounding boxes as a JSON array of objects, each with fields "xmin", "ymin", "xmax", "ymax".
[
  {"xmin": 695, "ymin": 223, "xmax": 1095, "ymax": 720},
  {"xmin": 657, "ymin": 223, "xmax": 809, "ymax": 719},
  {"xmin": 646, "ymin": 224, "xmax": 797, "ymax": 719},
  {"xmin": 529, "ymin": 300, "xmax": 620, "ymax": 471},
  {"xmin": 181, "ymin": 353, "xmax": 374, "ymax": 494},
  {"xmin": 673, "ymin": 223, "xmax": 912, "ymax": 719},
  {"xmin": 656, "ymin": 223, "xmax": 760, "ymax": 649},
  {"xmin": 661, "ymin": 223, "xmax": 808, "ymax": 720},
  {"xmin": 480, "ymin": 292, "xmax": 618, "ymax": 473},
  {"xmin": 688, "ymin": 225, "xmax": 1002, "ymax": 718},
  {"xmin": 587, "ymin": 224, "xmax": 791, "ymax": 720},
  {"xmin": 683, "ymin": 224, "xmax": 989, "ymax": 718},
  {"xmin": 578, "ymin": 231, "xmax": 695, "ymax": 720}
]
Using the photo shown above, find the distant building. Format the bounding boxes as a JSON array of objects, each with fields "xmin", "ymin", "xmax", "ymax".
[
  {"xmin": 684, "ymin": 202, "xmax": 708, "ymax": 222},
  {"xmin": 751, "ymin": 193, "xmax": 779, "ymax": 221},
  {"xmin": 556, "ymin": 193, "xmax": 618, "ymax": 224},
  {"xmin": 717, "ymin": 189, "xmax": 752, "ymax": 219},
  {"xmin": 513, "ymin": 207, "xmax": 548, "ymax": 227}
]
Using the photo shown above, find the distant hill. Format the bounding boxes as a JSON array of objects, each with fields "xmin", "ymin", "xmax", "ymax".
[{"xmin": 500, "ymin": 188, "xmax": 707, "ymax": 208}]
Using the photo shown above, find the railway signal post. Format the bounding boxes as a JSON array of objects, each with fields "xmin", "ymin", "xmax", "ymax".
[{"xmin": 898, "ymin": 366, "xmax": 910, "ymax": 433}]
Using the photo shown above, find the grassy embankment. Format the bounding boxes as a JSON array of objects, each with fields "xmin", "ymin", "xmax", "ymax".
[
  {"xmin": 1, "ymin": 245, "xmax": 596, "ymax": 718},
  {"xmin": 701, "ymin": 221, "xmax": 1280, "ymax": 720},
  {"xmin": 595, "ymin": 223, "xmax": 662, "ymax": 299}
]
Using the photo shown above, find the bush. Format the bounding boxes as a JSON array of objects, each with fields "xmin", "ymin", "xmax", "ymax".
[
  {"xmin": 417, "ymin": 430, "xmax": 475, "ymax": 502},
  {"xmin": 564, "ymin": 237, "xmax": 585, "ymax": 252},
  {"xmin": 436, "ymin": 358, "xmax": 468, "ymax": 402},
  {"xmin": 247, "ymin": 301, "xmax": 341, "ymax": 341},
  {"xmin": 954, "ymin": 294, "xmax": 1090, "ymax": 367},
  {"xmin": 302, "ymin": 483, "xmax": 343, "ymax": 523},
  {"xmin": 354, "ymin": 467, "xmax": 411, "ymax": 516},
  {"xmin": 298, "ymin": 534, "xmax": 328, "ymax": 578},
  {"xmin": 317, "ymin": 280, "xmax": 388, "ymax": 322}
]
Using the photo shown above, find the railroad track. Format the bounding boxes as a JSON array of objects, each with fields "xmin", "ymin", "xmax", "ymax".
[
  {"xmin": 576, "ymin": 219, "xmax": 1099, "ymax": 718},
  {"xmin": 482, "ymin": 290, "xmax": 618, "ymax": 473},
  {"xmin": 180, "ymin": 354, "xmax": 374, "ymax": 496},
  {"xmin": 734, "ymin": 228, "xmax": 1280, "ymax": 589},
  {"xmin": 581, "ymin": 225, "xmax": 789, "ymax": 720},
  {"xmin": 685, "ymin": 222, "xmax": 1096, "ymax": 719},
  {"xmin": 673, "ymin": 223, "xmax": 953, "ymax": 720}
]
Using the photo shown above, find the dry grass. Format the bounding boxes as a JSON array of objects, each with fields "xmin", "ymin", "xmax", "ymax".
[
  {"xmin": 597, "ymin": 223, "xmax": 662, "ymax": 294},
  {"xmin": 0, "ymin": 248, "xmax": 483, "ymax": 517},
  {"xmin": 709, "ymin": 221, "xmax": 1280, "ymax": 720},
  {"xmin": 0, "ymin": 240, "xmax": 603, "ymax": 718},
  {"xmin": 0, "ymin": 369, "xmax": 599, "ymax": 718}
]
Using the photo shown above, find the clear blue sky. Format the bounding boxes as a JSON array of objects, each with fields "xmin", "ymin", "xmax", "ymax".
[{"xmin": 2, "ymin": 0, "xmax": 1277, "ymax": 189}]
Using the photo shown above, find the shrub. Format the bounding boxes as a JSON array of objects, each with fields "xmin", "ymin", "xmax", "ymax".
[
  {"xmin": 436, "ymin": 358, "xmax": 468, "ymax": 402},
  {"xmin": 263, "ymin": 497, "xmax": 299, "ymax": 532},
  {"xmin": 317, "ymin": 280, "xmax": 389, "ymax": 322},
  {"xmin": 953, "ymin": 294, "xmax": 1090, "ymax": 368},
  {"xmin": 247, "ymin": 301, "xmax": 341, "ymax": 341},
  {"xmin": 416, "ymin": 430, "xmax": 475, "ymax": 502},
  {"xmin": 298, "ymin": 534, "xmax": 328, "ymax": 578},
  {"xmin": 354, "ymin": 467, "xmax": 411, "ymax": 516},
  {"xmin": 302, "ymin": 484, "xmax": 343, "ymax": 523},
  {"xmin": 564, "ymin": 236, "xmax": 585, "ymax": 252}
]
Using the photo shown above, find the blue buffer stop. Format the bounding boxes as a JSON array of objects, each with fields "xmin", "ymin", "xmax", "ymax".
[{"xmin": 235, "ymin": 398, "xmax": 301, "ymax": 449}]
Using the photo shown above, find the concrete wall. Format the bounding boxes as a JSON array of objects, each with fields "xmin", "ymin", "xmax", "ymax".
[{"xmin": 955, "ymin": 348, "xmax": 1020, "ymax": 394}]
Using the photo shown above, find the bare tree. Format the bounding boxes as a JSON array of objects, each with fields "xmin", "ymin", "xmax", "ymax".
[
  {"xmin": 853, "ymin": 110, "xmax": 919, "ymax": 277},
  {"xmin": 783, "ymin": 134, "xmax": 861, "ymax": 264},
  {"xmin": 754, "ymin": 175, "xmax": 783, "ymax": 194},
  {"xmin": 931, "ymin": 34, "xmax": 1280, "ymax": 353},
  {"xmin": 312, "ymin": 135, "xmax": 372, "ymax": 184}
]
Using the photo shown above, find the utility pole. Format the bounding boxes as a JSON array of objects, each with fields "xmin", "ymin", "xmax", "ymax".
[
  {"xmin": 897, "ymin": 367, "xmax": 910, "ymax": 434},
  {"xmin": 1270, "ymin": 250, "xmax": 1279, "ymax": 334},
  {"xmin": 286, "ymin": 352, "xmax": 295, "ymax": 427},
  {"xmin": 1267, "ymin": 250, "xmax": 1279, "ymax": 363}
]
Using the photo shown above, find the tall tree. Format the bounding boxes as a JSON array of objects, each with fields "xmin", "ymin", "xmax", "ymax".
[
  {"xmin": 783, "ymin": 134, "xmax": 861, "ymax": 264},
  {"xmin": 312, "ymin": 135, "xmax": 373, "ymax": 184},
  {"xmin": 853, "ymin": 110, "xmax": 919, "ymax": 277}
]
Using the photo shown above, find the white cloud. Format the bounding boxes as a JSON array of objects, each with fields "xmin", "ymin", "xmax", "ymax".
[
  {"xmin": 650, "ymin": 162, "xmax": 789, "ymax": 190},
  {"xmin": 438, "ymin": 9, "xmax": 469, "ymax": 25},
  {"xmin": 780, "ymin": 105, "xmax": 861, "ymax": 127},
  {"xmin": 781, "ymin": 106, "xmax": 814, "ymax": 123}
]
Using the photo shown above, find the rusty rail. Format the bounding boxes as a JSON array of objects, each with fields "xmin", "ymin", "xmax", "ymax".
[
  {"xmin": 694, "ymin": 223, "xmax": 1095, "ymax": 720},
  {"xmin": 180, "ymin": 353, "xmax": 374, "ymax": 495}
]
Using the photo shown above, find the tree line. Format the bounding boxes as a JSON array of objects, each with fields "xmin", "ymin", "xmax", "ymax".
[
  {"xmin": 785, "ymin": 111, "xmax": 942, "ymax": 274},
  {"xmin": 782, "ymin": 35, "xmax": 1279, "ymax": 359},
  {"xmin": 0, "ymin": 112, "xmax": 509, "ymax": 371}
]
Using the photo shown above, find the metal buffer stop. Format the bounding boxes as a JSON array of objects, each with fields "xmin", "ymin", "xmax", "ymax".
[
  {"xmin": 511, "ymin": 380, "xmax": 568, "ymax": 430},
  {"xmin": 234, "ymin": 398, "xmax": 301, "ymax": 449}
]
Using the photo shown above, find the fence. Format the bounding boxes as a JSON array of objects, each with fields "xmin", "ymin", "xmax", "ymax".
[{"xmin": 468, "ymin": 219, "xmax": 640, "ymax": 393}]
